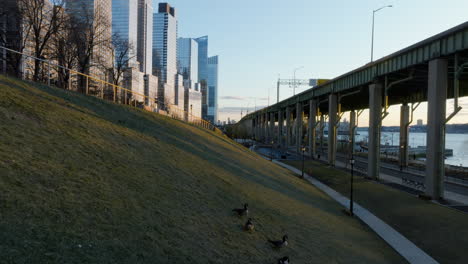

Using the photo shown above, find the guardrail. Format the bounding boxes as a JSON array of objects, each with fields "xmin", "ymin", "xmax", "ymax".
[{"xmin": 0, "ymin": 46, "xmax": 221, "ymax": 133}]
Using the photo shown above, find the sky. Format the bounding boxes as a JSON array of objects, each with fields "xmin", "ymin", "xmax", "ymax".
[{"xmin": 155, "ymin": 0, "xmax": 468, "ymax": 125}]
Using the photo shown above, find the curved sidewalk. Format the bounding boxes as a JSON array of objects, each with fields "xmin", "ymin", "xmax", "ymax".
[{"xmin": 274, "ymin": 160, "xmax": 439, "ymax": 264}]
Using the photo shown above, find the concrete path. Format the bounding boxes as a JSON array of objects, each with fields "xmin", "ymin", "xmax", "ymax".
[{"xmin": 274, "ymin": 160, "xmax": 439, "ymax": 264}]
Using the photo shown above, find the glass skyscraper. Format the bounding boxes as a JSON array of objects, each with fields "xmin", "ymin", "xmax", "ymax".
[
  {"xmin": 194, "ymin": 36, "xmax": 208, "ymax": 83},
  {"xmin": 207, "ymin": 55, "xmax": 219, "ymax": 124},
  {"xmin": 112, "ymin": 0, "xmax": 138, "ymax": 67},
  {"xmin": 152, "ymin": 3, "xmax": 177, "ymax": 85},
  {"xmin": 177, "ymin": 38, "xmax": 198, "ymax": 84}
]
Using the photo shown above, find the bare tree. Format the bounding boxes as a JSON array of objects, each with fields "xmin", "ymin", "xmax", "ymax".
[
  {"xmin": 68, "ymin": 2, "xmax": 112, "ymax": 93},
  {"xmin": 52, "ymin": 8, "xmax": 76, "ymax": 89},
  {"xmin": 108, "ymin": 33, "xmax": 135, "ymax": 87},
  {"xmin": 19, "ymin": 0, "xmax": 65, "ymax": 81}
]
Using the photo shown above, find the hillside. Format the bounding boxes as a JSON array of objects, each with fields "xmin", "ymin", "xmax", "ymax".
[{"xmin": 0, "ymin": 75, "xmax": 405, "ymax": 263}]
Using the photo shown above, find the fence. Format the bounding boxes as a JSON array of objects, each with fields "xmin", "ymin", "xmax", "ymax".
[{"xmin": 0, "ymin": 46, "xmax": 220, "ymax": 133}]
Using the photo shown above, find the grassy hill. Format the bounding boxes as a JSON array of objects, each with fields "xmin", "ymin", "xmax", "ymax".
[{"xmin": 0, "ymin": 75, "xmax": 405, "ymax": 263}]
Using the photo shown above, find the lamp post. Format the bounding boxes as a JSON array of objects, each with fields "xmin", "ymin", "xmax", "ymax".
[
  {"xmin": 371, "ymin": 5, "xmax": 392, "ymax": 62},
  {"xmin": 301, "ymin": 146, "xmax": 306, "ymax": 178},
  {"xmin": 349, "ymin": 157, "xmax": 355, "ymax": 216},
  {"xmin": 293, "ymin": 66, "xmax": 304, "ymax": 96},
  {"xmin": 270, "ymin": 140, "xmax": 274, "ymax": 161}
]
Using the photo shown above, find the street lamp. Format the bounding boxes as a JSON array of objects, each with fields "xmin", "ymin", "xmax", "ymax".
[
  {"xmin": 371, "ymin": 5, "xmax": 392, "ymax": 62},
  {"xmin": 349, "ymin": 157, "xmax": 355, "ymax": 216},
  {"xmin": 270, "ymin": 140, "xmax": 274, "ymax": 161},
  {"xmin": 301, "ymin": 146, "xmax": 306, "ymax": 178},
  {"xmin": 293, "ymin": 66, "xmax": 304, "ymax": 96}
]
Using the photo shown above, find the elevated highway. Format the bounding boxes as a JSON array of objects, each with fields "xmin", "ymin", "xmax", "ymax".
[{"xmin": 237, "ymin": 22, "xmax": 468, "ymax": 200}]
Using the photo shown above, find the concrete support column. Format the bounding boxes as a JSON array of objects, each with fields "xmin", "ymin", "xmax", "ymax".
[
  {"xmin": 286, "ymin": 107, "xmax": 291, "ymax": 147},
  {"xmin": 349, "ymin": 110, "xmax": 357, "ymax": 158},
  {"xmin": 270, "ymin": 112, "xmax": 275, "ymax": 144},
  {"xmin": 264, "ymin": 113, "xmax": 269, "ymax": 143},
  {"xmin": 254, "ymin": 115, "xmax": 259, "ymax": 140},
  {"xmin": 319, "ymin": 114, "xmax": 325, "ymax": 159},
  {"xmin": 328, "ymin": 94, "xmax": 338, "ymax": 166},
  {"xmin": 399, "ymin": 103, "xmax": 410, "ymax": 168},
  {"xmin": 308, "ymin": 100, "xmax": 317, "ymax": 158},
  {"xmin": 278, "ymin": 109, "xmax": 284, "ymax": 147},
  {"xmin": 296, "ymin": 102, "xmax": 303, "ymax": 152},
  {"xmin": 368, "ymin": 83, "xmax": 383, "ymax": 179},
  {"xmin": 426, "ymin": 59, "xmax": 448, "ymax": 199}
]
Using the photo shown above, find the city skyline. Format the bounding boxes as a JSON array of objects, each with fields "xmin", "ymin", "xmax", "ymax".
[{"xmin": 165, "ymin": 0, "xmax": 468, "ymax": 124}]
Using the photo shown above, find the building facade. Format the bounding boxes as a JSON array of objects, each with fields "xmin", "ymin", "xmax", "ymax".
[
  {"xmin": 137, "ymin": 0, "xmax": 153, "ymax": 74},
  {"xmin": 111, "ymin": 0, "xmax": 138, "ymax": 67},
  {"xmin": 152, "ymin": 3, "xmax": 177, "ymax": 85},
  {"xmin": 207, "ymin": 55, "xmax": 219, "ymax": 124},
  {"xmin": 177, "ymin": 37, "xmax": 198, "ymax": 86},
  {"xmin": 194, "ymin": 36, "xmax": 208, "ymax": 83}
]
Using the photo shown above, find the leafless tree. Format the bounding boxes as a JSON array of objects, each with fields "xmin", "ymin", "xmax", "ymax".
[
  {"xmin": 19, "ymin": 0, "xmax": 65, "ymax": 81},
  {"xmin": 68, "ymin": 3, "xmax": 113, "ymax": 94},
  {"xmin": 108, "ymin": 33, "xmax": 135, "ymax": 87},
  {"xmin": 51, "ymin": 9, "xmax": 76, "ymax": 89}
]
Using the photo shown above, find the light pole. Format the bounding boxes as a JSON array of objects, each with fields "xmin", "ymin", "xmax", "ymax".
[
  {"xmin": 371, "ymin": 5, "xmax": 392, "ymax": 62},
  {"xmin": 349, "ymin": 157, "xmax": 355, "ymax": 216},
  {"xmin": 293, "ymin": 66, "xmax": 304, "ymax": 96},
  {"xmin": 301, "ymin": 146, "xmax": 306, "ymax": 178},
  {"xmin": 270, "ymin": 140, "xmax": 274, "ymax": 161}
]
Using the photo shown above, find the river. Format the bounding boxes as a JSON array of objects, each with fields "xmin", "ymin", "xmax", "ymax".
[{"xmin": 355, "ymin": 131, "xmax": 468, "ymax": 167}]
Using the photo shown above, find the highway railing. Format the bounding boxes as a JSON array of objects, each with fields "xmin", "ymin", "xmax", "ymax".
[{"xmin": 0, "ymin": 46, "xmax": 221, "ymax": 134}]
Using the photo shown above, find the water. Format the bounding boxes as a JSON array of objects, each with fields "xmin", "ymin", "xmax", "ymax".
[{"xmin": 354, "ymin": 131, "xmax": 468, "ymax": 167}]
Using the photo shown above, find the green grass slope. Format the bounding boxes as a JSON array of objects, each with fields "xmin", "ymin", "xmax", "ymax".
[{"xmin": 0, "ymin": 75, "xmax": 405, "ymax": 263}]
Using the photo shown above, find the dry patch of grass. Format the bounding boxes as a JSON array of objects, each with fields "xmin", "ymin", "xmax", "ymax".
[{"xmin": 0, "ymin": 75, "xmax": 404, "ymax": 263}]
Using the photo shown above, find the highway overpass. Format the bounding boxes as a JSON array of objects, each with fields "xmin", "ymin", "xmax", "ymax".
[{"xmin": 236, "ymin": 21, "xmax": 468, "ymax": 200}]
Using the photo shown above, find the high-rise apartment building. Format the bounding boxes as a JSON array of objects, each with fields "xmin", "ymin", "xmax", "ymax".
[
  {"xmin": 137, "ymin": 0, "xmax": 153, "ymax": 74},
  {"xmin": 177, "ymin": 37, "xmax": 198, "ymax": 85},
  {"xmin": 152, "ymin": 3, "xmax": 177, "ymax": 85},
  {"xmin": 111, "ymin": 0, "xmax": 138, "ymax": 67},
  {"xmin": 194, "ymin": 36, "xmax": 208, "ymax": 83},
  {"xmin": 207, "ymin": 55, "xmax": 219, "ymax": 124}
]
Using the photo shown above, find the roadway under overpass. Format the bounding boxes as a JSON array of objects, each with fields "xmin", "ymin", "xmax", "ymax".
[{"xmin": 236, "ymin": 21, "xmax": 468, "ymax": 200}]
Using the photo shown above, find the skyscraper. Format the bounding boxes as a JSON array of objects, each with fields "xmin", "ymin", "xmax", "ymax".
[
  {"xmin": 112, "ymin": 0, "xmax": 138, "ymax": 67},
  {"xmin": 207, "ymin": 55, "xmax": 219, "ymax": 124},
  {"xmin": 194, "ymin": 36, "xmax": 208, "ymax": 83},
  {"xmin": 152, "ymin": 3, "xmax": 177, "ymax": 85},
  {"xmin": 137, "ymin": 0, "xmax": 153, "ymax": 74},
  {"xmin": 177, "ymin": 37, "xmax": 198, "ymax": 85}
]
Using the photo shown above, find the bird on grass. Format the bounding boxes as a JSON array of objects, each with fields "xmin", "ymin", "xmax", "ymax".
[
  {"xmin": 232, "ymin": 203, "xmax": 249, "ymax": 216},
  {"xmin": 278, "ymin": 256, "xmax": 289, "ymax": 264},
  {"xmin": 244, "ymin": 218, "xmax": 254, "ymax": 232},
  {"xmin": 268, "ymin": 235, "xmax": 288, "ymax": 248}
]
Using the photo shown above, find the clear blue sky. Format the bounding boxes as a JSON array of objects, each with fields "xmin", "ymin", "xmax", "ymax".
[{"xmin": 155, "ymin": 0, "xmax": 468, "ymax": 125}]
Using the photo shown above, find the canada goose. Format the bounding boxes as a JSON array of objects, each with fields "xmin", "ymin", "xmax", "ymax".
[
  {"xmin": 232, "ymin": 203, "xmax": 249, "ymax": 216},
  {"xmin": 278, "ymin": 256, "xmax": 289, "ymax": 264},
  {"xmin": 268, "ymin": 235, "xmax": 288, "ymax": 248},
  {"xmin": 244, "ymin": 218, "xmax": 254, "ymax": 231}
]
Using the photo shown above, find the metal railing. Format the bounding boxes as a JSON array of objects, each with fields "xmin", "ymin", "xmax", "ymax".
[{"xmin": 0, "ymin": 46, "xmax": 221, "ymax": 133}]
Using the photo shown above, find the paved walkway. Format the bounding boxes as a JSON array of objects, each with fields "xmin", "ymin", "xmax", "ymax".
[{"xmin": 273, "ymin": 160, "xmax": 439, "ymax": 264}]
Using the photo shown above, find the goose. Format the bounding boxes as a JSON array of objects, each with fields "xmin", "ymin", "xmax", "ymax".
[
  {"xmin": 278, "ymin": 256, "xmax": 289, "ymax": 264},
  {"xmin": 268, "ymin": 235, "xmax": 288, "ymax": 248},
  {"xmin": 232, "ymin": 203, "xmax": 249, "ymax": 216},
  {"xmin": 244, "ymin": 218, "xmax": 254, "ymax": 231}
]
